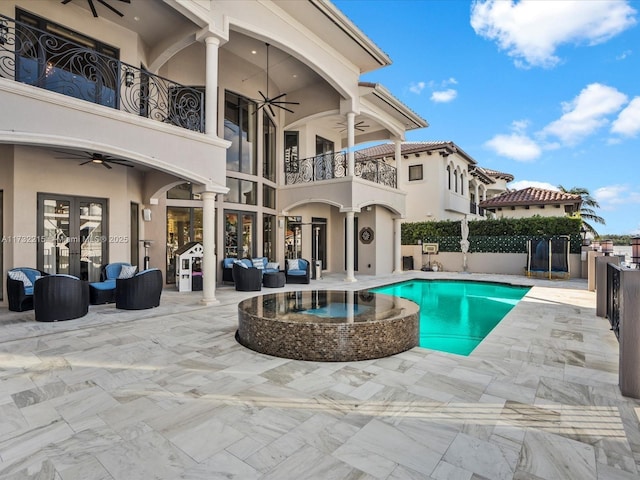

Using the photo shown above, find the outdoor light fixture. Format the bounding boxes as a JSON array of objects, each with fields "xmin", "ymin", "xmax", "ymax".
[
  {"xmin": 631, "ymin": 236, "xmax": 640, "ymax": 267},
  {"xmin": 601, "ymin": 239, "xmax": 614, "ymax": 255},
  {"xmin": 0, "ymin": 19, "xmax": 9, "ymax": 46},
  {"xmin": 124, "ymin": 68, "xmax": 134, "ymax": 87}
]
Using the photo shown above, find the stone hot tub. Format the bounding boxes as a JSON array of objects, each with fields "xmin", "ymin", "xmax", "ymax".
[{"xmin": 236, "ymin": 289, "xmax": 419, "ymax": 361}]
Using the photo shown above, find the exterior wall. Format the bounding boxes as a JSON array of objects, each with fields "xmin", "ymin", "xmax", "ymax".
[{"xmin": 401, "ymin": 245, "xmax": 582, "ymax": 277}]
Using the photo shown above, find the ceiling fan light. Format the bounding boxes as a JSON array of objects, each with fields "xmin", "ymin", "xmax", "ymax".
[{"xmin": 92, "ymin": 158, "xmax": 103, "ymax": 164}]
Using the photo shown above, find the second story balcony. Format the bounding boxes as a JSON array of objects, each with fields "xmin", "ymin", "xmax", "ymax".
[
  {"xmin": 285, "ymin": 151, "xmax": 397, "ymax": 188},
  {"xmin": 0, "ymin": 13, "xmax": 203, "ymax": 133}
]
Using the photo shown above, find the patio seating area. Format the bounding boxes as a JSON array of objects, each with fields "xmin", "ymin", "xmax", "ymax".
[{"xmin": 0, "ymin": 271, "xmax": 639, "ymax": 479}]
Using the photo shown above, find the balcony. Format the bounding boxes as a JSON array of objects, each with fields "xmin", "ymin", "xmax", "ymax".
[
  {"xmin": 285, "ymin": 151, "xmax": 397, "ymax": 188},
  {"xmin": 0, "ymin": 14, "xmax": 203, "ymax": 133}
]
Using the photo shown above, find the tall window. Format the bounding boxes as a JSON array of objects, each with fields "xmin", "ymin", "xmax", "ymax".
[
  {"xmin": 284, "ymin": 131, "xmax": 299, "ymax": 175},
  {"xmin": 225, "ymin": 177, "xmax": 257, "ymax": 205},
  {"xmin": 447, "ymin": 165, "xmax": 451, "ymax": 190},
  {"xmin": 166, "ymin": 207, "xmax": 202, "ymax": 284},
  {"xmin": 286, "ymin": 216, "xmax": 302, "ymax": 259},
  {"xmin": 263, "ymin": 112, "xmax": 276, "ymax": 181},
  {"xmin": 130, "ymin": 202, "xmax": 139, "ymax": 268},
  {"xmin": 224, "ymin": 91, "xmax": 256, "ymax": 174},
  {"xmin": 263, "ymin": 185, "xmax": 276, "ymax": 209},
  {"xmin": 0, "ymin": 190, "xmax": 3, "ymax": 301},
  {"xmin": 16, "ymin": 9, "xmax": 119, "ymax": 107},
  {"xmin": 263, "ymin": 214, "xmax": 276, "ymax": 261},
  {"xmin": 225, "ymin": 211, "xmax": 255, "ymax": 259}
]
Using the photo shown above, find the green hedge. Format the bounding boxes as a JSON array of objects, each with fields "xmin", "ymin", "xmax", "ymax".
[{"xmin": 403, "ymin": 217, "xmax": 582, "ymax": 254}]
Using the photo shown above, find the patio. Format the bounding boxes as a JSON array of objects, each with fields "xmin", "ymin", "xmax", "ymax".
[{"xmin": 0, "ymin": 272, "xmax": 639, "ymax": 479}]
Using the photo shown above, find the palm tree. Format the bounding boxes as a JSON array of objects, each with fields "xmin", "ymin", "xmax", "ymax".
[{"xmin": 558, "ymin": 185, "xmax": 606, "ymax": 236}]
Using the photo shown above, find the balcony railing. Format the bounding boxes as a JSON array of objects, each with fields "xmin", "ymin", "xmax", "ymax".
[
  {"xmin": 0, "ymin": 14, "xmax": 204, "ymax": 132},
  {"xmin": 285, "ymin": 151, "xmax": 397, "ymax": 188}
]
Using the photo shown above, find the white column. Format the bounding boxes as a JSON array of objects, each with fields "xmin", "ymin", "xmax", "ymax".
[
  {"xmin": 201, "ymin": 191, "xmax": 219, "ymax": 305},
  {"xmin": 345, "ymin": 210, "xmax": 356, "ymax": 282},
  {"xmin": 394, "ymin": 139, "xmax": 403, "ymax": 187},
  {"xmin": 393, "ymin": 218, "xmax": 403, "ymax": 274},
  {"xmin": 204, "ymin": 36, "xmax": 220, "ymax": 136},
  {"xmin": 347, "ymin": 112, "xmax": 355, "ymax": 176}
]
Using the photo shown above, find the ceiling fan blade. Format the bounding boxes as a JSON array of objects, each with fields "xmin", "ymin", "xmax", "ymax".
[
  {"xmin": 257, "ymin": 91, "xmax": 269, "ymax": 102},
  {"xmin": 87, "ymin": 0, "xmax": 99, "ymax": 17},
  {"xmin": 103, "ymin": 162, "xmax": 112, "ymax": 169},
  {"xmin": 268, "ymin": 93, "xmax": 287, "ymax": 102},
  {"xmin": 96, "ymin": 0, "xmax": 124, "ymax": 17},
  {"xmin": 109, "ymin": 160, "xmax": 134, "ymax": 167},
  {"xmin": 271, "ymin": 100, "xmax": 300, "ymax": 106},
  {"xmin": 117, "ymin": 0, "xmax": 131, "ymax": 3},
  {"xmin": 267, "ymin": 103, "xmax": 276, "ymax": 117},
  {"xmin": 61, "ymin": 0, "xmax": 73, "ymax": 4},
  {"xmin": 79, "ymin": 160, "xmax": 93, "ymax": 165}
]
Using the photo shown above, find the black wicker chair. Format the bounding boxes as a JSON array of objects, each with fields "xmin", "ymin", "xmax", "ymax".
[
  {"xmin": 33, "ymin": 274, "xmax": 89, "ymax": 322},
  {"xmin": 7, "ymin": 268, "xmax": 48, "ymax": 312},
  {"xmin": 115, "ymin": 268, "xmax": 163, "ymax": 310},
  {"xmin": 232, "ymin": 263, "xmax": 262, "ymax": 291},
  {"xmin": 285, "ymin": 258, "xmax": 311, "ymax": 284}
]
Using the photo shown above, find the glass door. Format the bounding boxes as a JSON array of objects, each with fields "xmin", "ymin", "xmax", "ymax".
[
  {"xmin": 38, "ymin": 194, "xmax": 108, "ymax": 282},
  {"xmin": 312, "ymin": 217, "xmax": 327, "ymax": 274},
  {"xmin": 224, "ymin": 211, "xmax": 255, "ymax": 259}
]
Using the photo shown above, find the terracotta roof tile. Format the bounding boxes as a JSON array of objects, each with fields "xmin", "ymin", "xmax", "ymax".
[
  {"xmin": 481, "ymin": 168, "xmax": 514, "ymax": 182},
  {"xmin": 480, "ymin": 187, "xmax": 582, "ymax": 208}
]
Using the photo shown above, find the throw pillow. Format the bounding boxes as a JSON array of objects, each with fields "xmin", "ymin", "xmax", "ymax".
[
  {"xmin": 252, "ymin": 258, "xmax": 265, "ymax": 270},
  {"xmin": 287, "ymin": 259, "xmax": 299, "ymax": 271},
  {"xmin": 8, "ymin": 270, "xmax": 32, "ymax": 287},
  {"xmin": 266, "ymin": 262, "xmax": 279, "ymax": 270},
  {"xmin": 233, "ymin": 260, "xmax": 248, "ymax": 269},
  {"xmin": 118, "ymin": 265, "xmax": 138, "ymax": 279}
]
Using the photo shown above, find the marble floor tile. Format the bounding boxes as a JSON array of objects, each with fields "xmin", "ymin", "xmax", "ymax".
[{"xmin": 1, "ymin": 272, "xmax": 639, "ymax": 479}]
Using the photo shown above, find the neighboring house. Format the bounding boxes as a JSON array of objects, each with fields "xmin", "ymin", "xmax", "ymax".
[
  {"xmin": 0, "ymin": 0, "xmax": 427, "ymax": 306},
  {"xmin": 480, "ymin": 187, "xmax": 582, "ymax": 219},
  {"xmin": 481, "ymin": 168, "xmax": 515, "ymax": 202},
  {"xmin": 355, "ymin": 141, "xmax": 510, "ymax": 222}
]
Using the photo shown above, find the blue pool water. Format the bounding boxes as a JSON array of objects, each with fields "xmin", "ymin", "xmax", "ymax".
[
  {"xmin": 301, "ymin": 303, "xmax": 370, "ymax": 318},
  {"xmin": 371, "ymin": 280, "xmax": 530, "ymax": 356}
]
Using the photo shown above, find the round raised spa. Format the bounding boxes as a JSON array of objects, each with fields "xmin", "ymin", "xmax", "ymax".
[{"xmin": 237, "ymin": 290, "xmax": 419, "ymax": 361}]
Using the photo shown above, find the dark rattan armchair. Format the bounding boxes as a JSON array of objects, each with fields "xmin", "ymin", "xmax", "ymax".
[
  {"xmin": 115, "ymin": 268, "xmax": 163, "ymax": 310},
  {"xmin": 7, "ymin": 267, "xmax": 48, "ymax": 312},
  {"xmin": 33, "ymin": 274, "xmax": 89, "ymax": 322},
  {"xmin": 285, "ymin": 258, "xmax": 311, "ymax": 284},
  {"xmin": 232, "ymin": 262, "xmax": 262, "ymax": 291}
]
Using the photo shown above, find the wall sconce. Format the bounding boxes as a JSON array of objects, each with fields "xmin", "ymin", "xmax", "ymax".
[
  {"xmin": 631, "ymin": 236, "xmax": 640, "ymax": 267},
  {"xmin": 142, "ymin": 208, "xmax": 152, "ymax": 222},
  {"xmin": 0, "ymin": 19, "xmax": 9, "ymax": 46},
  {"xmin": 278, "ymin": 218, "xmax": 284, "ymax": 229},
  {"xmin": 125, "ymin": 68, "xmax": 134, "ymax": 87},
  {"xmin": 601, "ymin": 239, "xmax": 613, "ymax": 255}
]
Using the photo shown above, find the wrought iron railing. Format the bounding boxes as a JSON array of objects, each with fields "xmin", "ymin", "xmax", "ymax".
[
  {"xmin": 0, "ymin": 14, "xmax": 203, "ymax": 132},
  {"xmin": 470, "ymin": 202, "xmax": 477, "ymax": 214},
  {"xmin": 607, "ymin": 263, "xmax": 621, "ymax": 339},
  {"xmin": 285, "ymin": 151, "xmax": 397, "ymax": 188}
]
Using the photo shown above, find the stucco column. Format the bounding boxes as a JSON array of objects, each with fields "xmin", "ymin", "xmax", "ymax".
[
  {"xmin": 394, "ymin": 139, "xmax": 403, "ymax": 187},
  {"xmin": 347, "ymin": 112, "xmax": 355, "ymax": 176},
  {"xmin": 345, "ymin": 210, "xmax": 356, "ymax": 282},
  {"xmin": 201, "ymin": 191, "xmax": 219, "ymax": 305},
  {"xmin": 204, "ymin": 36, "xmax": 220, "ymax": 136},
  {"xmin": 393, "ymin": 218, "xmax": 403, "ymax": 274}
]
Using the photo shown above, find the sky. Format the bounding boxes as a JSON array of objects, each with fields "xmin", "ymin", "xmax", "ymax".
[{"xmin": 333, "ymin": 0, "xmax": 640, "ymax": 235}]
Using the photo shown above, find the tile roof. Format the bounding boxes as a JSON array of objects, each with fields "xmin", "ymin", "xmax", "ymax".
[
  {"xmin": 355, "ymin": 141, "xmax": 478, "ymax": 164},
  {"xmin": 481, "ymin": 168, "xmax": 514, "ymax": 182},
  {"xmin": 480, "ymin": 187, "xmax": 582, "ymax": 208}
]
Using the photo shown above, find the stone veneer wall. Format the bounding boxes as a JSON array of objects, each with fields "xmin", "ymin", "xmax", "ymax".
[{"xmin": 237, "ymin": 307, "xmax": 419, "ymax": 362}]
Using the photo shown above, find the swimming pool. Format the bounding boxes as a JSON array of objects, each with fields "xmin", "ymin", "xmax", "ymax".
[{"xmin": 371, "ymin": 280, "xmax": 530, "ymax": 356}]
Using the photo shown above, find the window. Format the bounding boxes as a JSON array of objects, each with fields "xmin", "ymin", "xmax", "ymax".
[
  {"xmin": 447, "ymin": 165, "xmax": 451, "ymax": 190},
  {"xmin": 454, "ymin": 171, "xmax": 459, "ymax": 193},
  {"xmin": 225, "ymin": 177, "xmax": 257, "ymax": 205},
  {"xmin": 130, "ymin": 202, "xmax": 139, "ymax": 268},
  {"xmin": 166, "ymin": 207, "xmax": 202, "ymax": 284},
  {"xmin": 286, "ymin": 216, "xmax": 302, "ymax": 259},
  {"xmin": 0, "ymin": 190, "xmax": 2, "ymax": 300},
  {"xmin": 263, "ymin": 112, "xmax": 276, "ymax": 181},
  {"xmin": 263, "ymin": 185, "xmax": 276, "ymax": 209},
  {"xmin": 224, "ymin": 91, "xmax": 256, "ymax": 174},
  {"xmin": 225, "ymin": 211, "xmax": 255, "ymax": 258},
  {"xmin": 263, "ymin": 214, "xmax": 276, "ymax": 261},
  {"xmin": 167, "ymin": 183, "xmax": 200, "ymax": 200},
  {"xmin": 408, "ymin": 164, "xmax": 423, "ymax": 181},
  {"xmin": 284, "ymin": 131, "xmax": 299, "ymax": 174},
  {"xmin": 15, "ymin": 9, "xmax": 119, "ymax": 107}
]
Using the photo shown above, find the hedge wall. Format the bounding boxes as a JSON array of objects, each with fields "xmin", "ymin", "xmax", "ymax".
[{"xmin": 402, "ymin": 217, "xmax": 583, "ymax": 254}]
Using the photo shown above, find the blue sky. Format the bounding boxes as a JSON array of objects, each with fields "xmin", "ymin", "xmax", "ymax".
[{"xmin": 334, "ymin": 0, "xmax": 640, "ymax": 235}]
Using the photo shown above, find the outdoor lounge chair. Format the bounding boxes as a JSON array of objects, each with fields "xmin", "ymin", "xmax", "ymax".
[
  {"xmin": 285, "ymin": 258, "xmax": 311, "ymax": 284},
  {"xmin": 115, "ymin": 268, "xmax": 163, "ymax": 310},
  {"xmin": 232, "ymin": 261, "xmax": 262, "ymax": 291},
  {"xmin": 6, "ymin": 267, "xmax": 48, "ymax": 312},
  {"xmin": 33, "ymin": 274, "xmax": 90, "ymax": 322},
  {"xmin": 89, "ymin": 262, "xmax": 135, "ymax": 304}
]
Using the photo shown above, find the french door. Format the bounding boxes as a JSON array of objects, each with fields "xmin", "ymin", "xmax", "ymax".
[{"xmin": 37, "ymin": 194, "xmax": 108, "ymax": 282}]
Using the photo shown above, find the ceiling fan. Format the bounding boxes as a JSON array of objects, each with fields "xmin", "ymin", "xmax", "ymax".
[
  {"xmin": 55, "ymin": 151, "xmax": 134, "ymax": 169},
  {"xmin": 61, "ymin": 0, "xmax": 131, "ymax": 18},
  {"xmin": 335, "ymin": 120, "xmax": 370, "ymax": 133},
  {"xmin": 255, "ymin": 43, "xmax": 299, "ymax": 116}
]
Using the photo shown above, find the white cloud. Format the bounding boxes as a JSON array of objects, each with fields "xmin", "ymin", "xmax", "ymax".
[
  {"xmin": 484, "ymin": 132, "xmax": 541, "ymax": 161},
  {"xmin": 508, "ymin": 180, "xmax": 558, "ymax": 191},
  {"xmin": 470, "ymin": 0, "xmax": 637, "ymax": 68},
  {"xmin": 616, "ymin": 49, "xmax": 633, "ymax": 60},
  {"xmin": 595, "ymin": 184, "xmax": 629, "ymax": 205},
  {"xmin": 409, "ymin": 81, "xmax": 426, "ymax": 94},
  {"xmin": 541, "ymin": 83, "xmax": 628, "ymax": 144},
  {"xmin": 611, "ymin": 97, "xmax": 640, "ymax": 137},
  {"xmin": 430, "ymin": 89, "xmax": 458, "ymax": 103}
]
